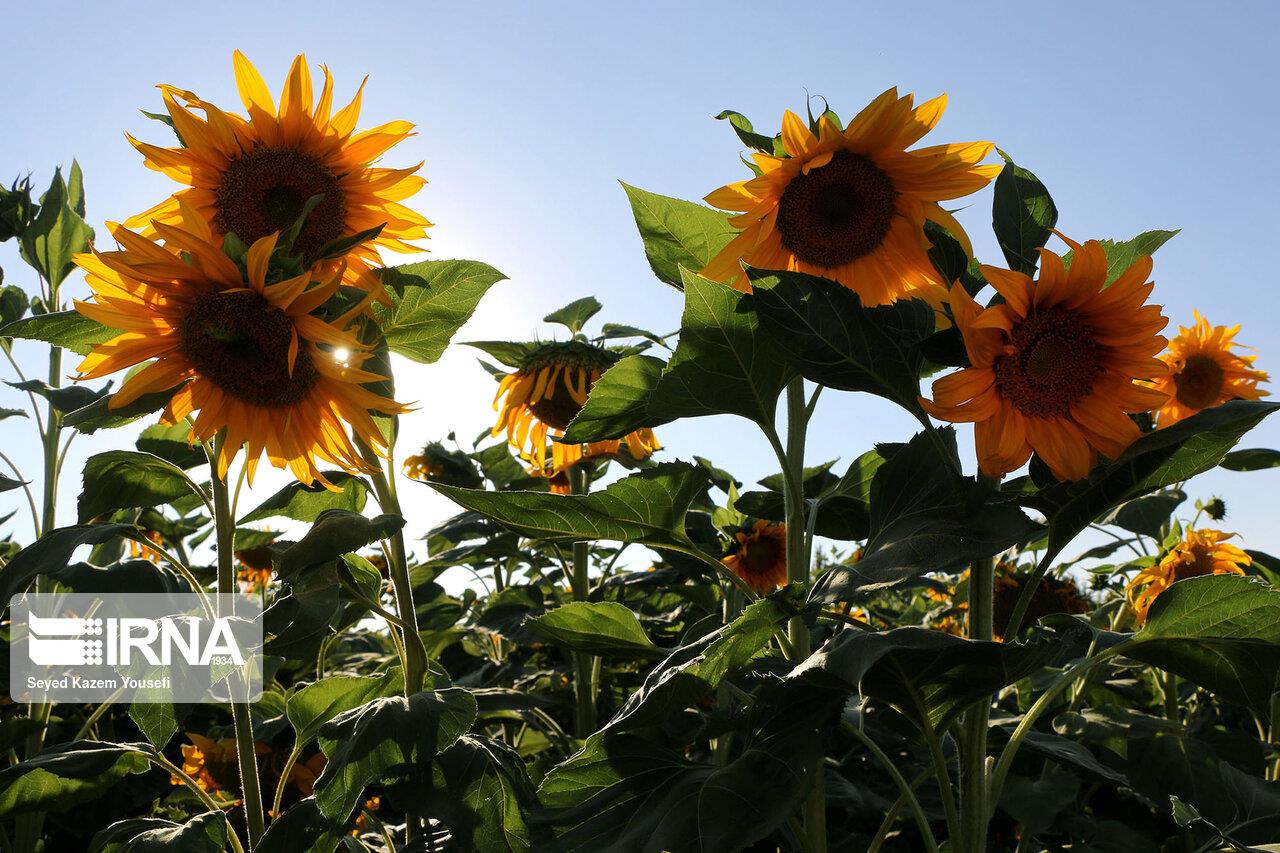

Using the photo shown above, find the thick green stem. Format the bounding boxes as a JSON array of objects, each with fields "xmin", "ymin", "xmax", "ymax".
[
  {"xmin": 368, "ymin": 465, "xmax": 428, "ymax": 696},
  {"xmin": 961, "ymin": 557, "xmax": 995, "ymax": 853},
  {"xmin": 210, "ymin": 437, "xmax": 266, "ymax": 850},
  {"xmin": 781, "ymin": 378, "xmax": 825, "ymax": 851},
  {"xmin": 568, "ymin": 466, "xmax": 597, "ymax": 738}
]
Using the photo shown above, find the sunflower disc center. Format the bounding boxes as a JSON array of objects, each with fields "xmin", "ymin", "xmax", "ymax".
[
  {"xmin": 775, "ymin": 150, "xmax": 898, "ymax": 269},
  {"xmin": 742, "ymin": 535, "xmax": 781, "ymax": 575},
  {"xmin": 180, "ymin": 290, "xmax": 318, "ymax": 408},
  {"xmin": 1173, "ymin": 354, "xmax": 1225, "ymax": 410},
  {"xmin": 215, "ymin": 147, "xmax": 346, "ymax": 259},
  {"xmin": 994, "ymin": 306, "xmax": 1104, "ymax": 418}
]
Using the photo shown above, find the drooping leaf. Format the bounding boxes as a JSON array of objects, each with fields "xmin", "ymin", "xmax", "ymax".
[
  {"xmin": 621, "ymin": 184, "xmax": 736, "ymax": 289},
  {"xmin": 1101, "ymin": 489, "xmax": 1185, "ymax": 539},
  {"xmin": 287, "ymin": 669, "xmax": 406, "ymax": 746},
  {"xmin": 713, "ymin": 109, "xmax": 777, "ymax": 153},
  {"xmin": 0, "ymin": 523, "xmax": 135, "ymax": 601},
  {"xmin": 430, "ymin": 463, "xmax": 709, "ymax": 556},
  {"xmin": 90, "ymin": 811, "xmax": 227, "ymax": 853},
  {"xmin": 0, "ymin": 741, "xmax": 151, "ymax": 817},
  {"xmin": 561, "ymin": 354, "xmax": 667, "ymax": 443},
  {"xmin": 134, "ymin": 422, "xmax": 206, "ymax": 470},
  {"xmin": 527, "ymin": 602, "xmax": 661, "ymax": 659},
  {"xmin": 748, "ymin": 267, "xmax": 935, "ymax": 416},
  {"xmin": 257, "ymin": 798, "xmax": 345, "ymax": 853},
  {"xmin": 645, "ymin": 270, "xmax": 793, "ymax": 429},
  {"xmin": 314, "ymin": 688, "xmax": 477, "ymax": 820},
  {"xmin": 372, "ymin": 260, "xmax": 507, "ymax": 364},
  {"xmin": 1221, "ymin": 448, "xmax": 1280, "ymax": 471},
  {"xmin": 77, "ymin": 450, "xmax": 203, "ymax": 523},
  {"xmin": 275, "ymin": 511, "xmax": 405, "ymax": 579},
  {"xmin": 62, "ymin": 385, "xmax": 179, "ymax": 434},
  {"xmin": 422, "ymin": 735, "xmax": 538, "ymax": 852},
  {"xmin": 238, "ymin": 473, "xmax": 368, "ymax": 524},
  {"xmin": 7, "ymin": 378, "xmax": 109, "ymax": 414},
  {"xmin": 991, "ymin": 152, "xmax": 1057, "ymax": 275}
]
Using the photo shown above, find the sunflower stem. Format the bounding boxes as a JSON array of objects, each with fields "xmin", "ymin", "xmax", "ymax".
[
  {"xmin": 367, "ymin": 462, "xmax": 429, "ymax": 697},
  {"xmin": 568, "ymin": 465, "xmax": 598, "ymax": 738},
  {"xmin": 209, "ymin": 436, "xmax": 267, "ymax": 850},
  {"xmin": 961, "ymin": 557, "xmax": 995, "ymax": 853},
  {"xmin": 782, "ymin": 377, "xmax": 826, "ymax": 851}
]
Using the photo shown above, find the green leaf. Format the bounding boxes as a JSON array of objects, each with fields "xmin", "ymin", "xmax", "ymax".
[
  {"xmin": 93, "ymin": 813, "xmax": 227, "ymax": 853},
  {"xmin": 748, "ymin": 267, "xmax": 935, "ymax": 416},
  {"xmin": 430, "ymin": 463, "xmax": 708, "ymax": 555},
  {"xmin": 1125, "ymin": 575, "xmax": 1280, "ymax": 714},
  {"xmin": 991, "ymin": 152, "xmax": 1057, "ymax": 275},
  {"xmin": 0, "ymin": 741, "xmax": 151, "ymax": 817},
  {"xmin": 561, "ymin": 354, "xmax": 666, "ymax": 443},
  {"xmin": 465, "ymin": 340, "xmax": 540, "ymax": 368},
  {"xmin": 924, "ymin": 219, "xmax": 986, "ymax": 296},
  {"xmin": 646, "ymin": 270, "xmax": 794, "ymax": 428},
  {"xmin": 1000, "ymin": 771, "xmax": 1079, "ymax": 836},
  {"xmin": 287, "ymin": 670, "xmax": 406, "ymax": 746},
  {"xmin": 1026, "ymin": 401, "xmax": 1280, "ymax": 564},
  {"xmin": 0, "ymin": 309, "xmax": 115, "ymax": 356},
  {"xmin": 238, "ymin": 473, "xmax": 368, "ymax": 524},
  {"xmin": 0, "ymin": 284, "xmax": 30, "ymax": 327},
  {"xmin": 275, "ymin": 511, "xmax": 405, "ymax": 579},
  {"xmin": 794, "ymin": 628, "xmax": 1052, "ymax": 729},
  {"xmin": 77, "ymin": 450, "xmax": 202, "ymax": 523},
  {"xmin": 134, "ymin": 422, "xmax": 205, "ymax": 469},
  {"xmin": 543, "ymin": 296, "xmax": 602, "ymax": 334},
  {"xmin": 62, "ymin": 385, "xmax": 178, "ymax": 434},
  {"xmin": 421, "ymin": 735, "xmax": 538, "ymax": 852},
  {"xmin": 0, "ymin": 523, "xmax": 134, "ymax": 600},
  {"xmin": 1221, "ymin": 447, "xmax": 1280, "ymax": 471},
  {"xmin": 527, "ymin": 602, "xmax": 661, "ymax": 659},
  {"xmin": 257, "ymin": 798, "xmax": 345, "ymax": 853},
  {"xmin": 713, "ymin": 109, "xmax": 777, "ymax": 153},
  {"xmin": 8, "ymin": 378, "xmax": 109, "ymax": 414},
  {"xmin": 621, "ymin": 183, "xmax": 737, "ymax": 289},
  {"xmin": 1062, "ymin": 230, "xmax": 1179, "ymax": 286},
  {"xmin": 127, "ymin": 704, "xmax": 178, "ymax": 750},
  {"xmin": 1102, "ymin": 489, "xmax": 1185, "ymax": 539},
  {"xmin": 314, "ymin": 688, "xmax": 477, "ymax": 820},
  {"xmin": 372, "ymin": 259, "xmax": 507, "ymax": 363},
  {"xmin": 816, "ymin": 430, "xmax": 1038, "ymax": 601},
  {"xmin": 18, "ymin": 165, "xmax": 95, "ymax": 288}
]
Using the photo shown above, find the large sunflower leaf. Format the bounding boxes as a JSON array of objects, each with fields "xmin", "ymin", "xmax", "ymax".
[
  {"xmin": 134, "ymin": 422, "xmax": 206, "ymax": 470},
  {"xmin": 374, "ymin": 259, "xmax": 507, "ymax": 364},
  {"xmin": 17, "ymin": 164, "xmax": 95, "ymax": 288},
  {"xmin": 991, "ymin": 152, "xmax": 1057, "ymax": 275},
  {"xmin": 313, "ymin": 688, "xmax": 477, "ymax": 820},
  {"xmin": 275, "ymin": 510, "xmax": 404, "ymax": 578},
  {"xmin": 527, "ymin": 602, "xmax": 662, "ymax": 660},
  {"xmin": 256, "ymin": 798, "xmax": 345, "ymax": 853},
  {"xmin": 429, "ymin": 462, "xmax": 709, "ymax": 554},
  {"xmin": 238, "ymin": 473, "xmax": 368, "ymax": 524},
  {"xmin": 88, "ymin": 811, "xmax": 228, "ymax": 853},
  {"xmin": 561, "ymin": 353, "xmax": 668, "ymax": 443},
  {"xmin": 644, "ymin": 270, "xmax": 794, "ymax": 430},
  {"xmin": 0, "ymin": 522, "xmax": 160, "ymax": 601},
  {"xmin": 621, "ymin": 184, "xmax": 736, "ymax": 289},
  {"xmin": 421, "ymin": 735, "xmax": 539, "ymax": 853},
  {"xmin": 747, "ymin": 267, "xmax": 935, "ymax": 417},
  {"xmin": 0, "ymin": 741, "xmax": 152, "ymax": 818},
  {"xmin": 793, "ymin": 627, "xmax": 1053, "ymax": 730},
  {"xmin": 0, "ymin": 309, "xmax": 114, "ymax": 356},
  {"xmin": 77, "ymin": 450, "xmax": 204, "ymax": 523},
  {"xmin": 287, "ymin": 669, "xmax": 406, "ymax": 746}
]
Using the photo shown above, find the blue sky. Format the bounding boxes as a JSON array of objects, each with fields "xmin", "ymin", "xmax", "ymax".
[{"xmin": 2, "ymin": 0, "xmax": 1278, "ymax": 568}]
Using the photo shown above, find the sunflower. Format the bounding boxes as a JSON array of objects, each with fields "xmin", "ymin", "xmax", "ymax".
[
  {"xmin": 722, "ymin": 520, "xmax": 788, "ymax": 595},
  {"xmin": 492, "ymin": 341, "xmax": 660, "ymax": 481},
  {"xmin": 701, "ymin": 88, "xmax": 1000, "ymax": 307},
  {"xmin": 126, "ymin": 51, "xmax": 429, "ymax": 300},
  {"xmin": 73, "ymin": 221, "xmax": 409, "ymax": 489},
  {"xmin": 128, "ymin": 529, "xmax": 165, "ymax": 563},
  {"xmin": 921, "ymin": 237, "xmax": 1170, "ymax": 481},
  {"xmin": 403, "ymin": 440, "xmax": 483, "ymax": 488},
  {"xmin": 173, "ymin": 733, "xmax": 239, "ymax": 794},
  {"xmin": 1148, "ymin": 311, "xmax": 1269, "ymax": 426},
  {"xmin": 990, "ymin": 565, "xmax": 1090, "ymax": 640},
  {"xmin": 1126, "ymin": 528, "xmax": 1251, "ymax": 625}
]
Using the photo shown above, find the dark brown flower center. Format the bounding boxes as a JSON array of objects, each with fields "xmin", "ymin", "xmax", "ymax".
[
  {"xmin": 528, "ymin": 370, "xmax": 593, "ymax": 431},
  {"xmin": 742, "ymin": 534, "xmax": 782, "ymax": 576},
  {"xmin": 775, "ymin": 150, "xmax": 897, "ymax": 269},
  {"xmin": 180, "ymin": 290, "xmax": 318, "ymax": 408},
  {"xmin": 1176, "ymin": 546, "xmax": 1217, "ymax": 580},
  {"xmin": 215, "ymin": 147, "xmax": 346, "ymax": 259},
  {"xmin": 994, "ymin": 307, "xmax": 1104, "ymax": 418},
  {"xmin": 1173, "ymin": 354, "xmax": 1225, "ymax": 410}
]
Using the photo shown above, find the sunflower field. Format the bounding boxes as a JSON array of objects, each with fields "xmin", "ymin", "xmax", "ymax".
[{"xmin": 2, "ymin": 50, "xmax": 1280, "ymax": 853}]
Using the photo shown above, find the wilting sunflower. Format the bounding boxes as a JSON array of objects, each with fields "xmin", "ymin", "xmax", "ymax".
[
  {"xmin": 1148, "ymin": 311, "xmax": 1269, "ymax": 426},
  {"xmin": 73, "ymin": 221, "xmax": 409, "ymax": 488},
  {"xmin": 722, "ymin": 520, "xmax": 788, "ymax": 595},
  {"xmin": 492, "ymin": 341, "xmax": 659, "ymax": 481},
  {"xmin": 991, "ymin": 564, "xmax": 1090, "ymax": 640},
  {"xmin": 1126, "ymin": 528, "xmax": 1251, "ymax": 625},
  {"xmin": 126, "ymin": 51, "xmax": 429, "ymax": 300},
  {"xmin": 403, "ymin": 440, "xmax": 483, "ymax": 488},
  {"xmin": 921, "ymin": 238, "xmax": 1170, "ymax": 481},
  {"xmin": 701, "ymin": 88, "xmax": 1000, "ymax": 307}
]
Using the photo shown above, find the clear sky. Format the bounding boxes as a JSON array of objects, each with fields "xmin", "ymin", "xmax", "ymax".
[{"xmin": 2, "ymin": 0, "xmax": 1278, "ymax": 570}]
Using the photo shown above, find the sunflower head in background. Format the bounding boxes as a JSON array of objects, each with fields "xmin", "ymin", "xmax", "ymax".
[
  {"xmin": 1148, "ymin": 311, "xmax": 1269, "ymax": 426},
  {"xmin": 922, "ymin": 237, "xmax": 1171, "ymax": 481},
  {"xmin": 403, "ymin": 439, "xmax": 484, "ymax": 488},
  {"xmin": 492, "ymin": 339, "xmax": 660, "ymax": 483},
  {"xmin": 722, "ymin": 520, "xmax": 788, "ymax": 595},
  {"xmin": 990, "ymin": 562, "xmax": 1090, "ymax": 641},
  {"xmin": 126, "ymin": 51, "xmax": 430, "ymax": 302},
  {"xmin": 73, "ymin": 219, "xmax": 409, "ymax": 489},
  {"xmin": 701, "ymin": 88, "xmax": 1000, "ymax": 308},
  {"xmin": 1126, "ymin": 528, "xmax": 1251, "ymax": 625}
]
